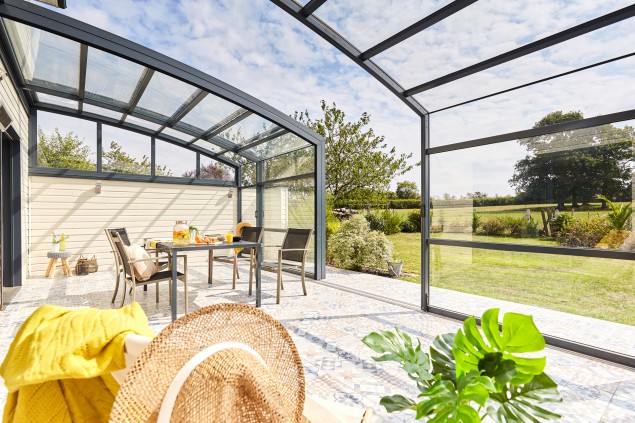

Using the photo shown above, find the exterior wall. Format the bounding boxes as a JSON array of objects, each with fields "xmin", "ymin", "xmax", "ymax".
[
  {"xmin": 28, "ymin": 176, "xmax": 236, "ymax": 277},
  {"xmin": 0, "ymin": 56, "xmax": 30, "ymax": 281}
]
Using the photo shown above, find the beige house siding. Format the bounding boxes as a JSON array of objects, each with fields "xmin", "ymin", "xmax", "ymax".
[
  {"xmin": 0, "ymin": 57, "xmax": 30, "ymax": 280},
  {"xmin": 28, "ymin": 176, "xmax": 237, "ymax": 277}
]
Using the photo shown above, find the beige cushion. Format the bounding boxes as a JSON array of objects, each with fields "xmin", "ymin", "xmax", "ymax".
[{"xmin": 123, "ymin": 244, "xmax": 157, "ymax": 281}]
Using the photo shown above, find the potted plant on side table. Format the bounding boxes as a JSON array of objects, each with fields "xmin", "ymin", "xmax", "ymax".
[{"xmin": 52, "ymin": 233, "xmax": 68, "ymax": 252}]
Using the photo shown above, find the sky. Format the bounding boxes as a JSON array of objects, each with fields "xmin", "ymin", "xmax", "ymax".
[{"xmin": 34, "ymin": 0, "xmax": 635, "ymax": 196}]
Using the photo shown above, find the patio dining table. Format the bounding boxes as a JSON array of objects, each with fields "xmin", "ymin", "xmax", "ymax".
[{"xmin": 157, "ymin": 241, "xmax": 262, "ymax": 321}]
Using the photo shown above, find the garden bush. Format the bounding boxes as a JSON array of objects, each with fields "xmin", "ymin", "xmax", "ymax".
[
  {"xmin": 364, "ymin": 210, "xmax": 403, "ymax": 235},
  {"xmin": 557, "ymin": 216, "xmax": 612, "ymax": 247},
  {"xmin": 479, "ymin": 216, "xmax": 540, "ymax": 238},
  {"xmin": 472, "ymin": 211, "xmax": 481, "ymax": 233},
  {"xmin": 480, "ymin": 217, "xmax": 506, "ymax": 236},
  {"xmin": 328, "ymin": 215, "xmax": 393, "ymax": 271},
  {"xmin": 365, "ymin": 211, "xmax": 384, "ymax": 233},
  {"xmin": 550, "ymin": 212, "xmax": 573, "ymax": 236},
  {"xmin": 402, "ymin": 210, "xmax": 421, "ymax": 233}
]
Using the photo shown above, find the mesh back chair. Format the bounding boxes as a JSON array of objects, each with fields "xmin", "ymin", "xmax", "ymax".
[
  {"xmin": 233, "ymin": 226, "xmax": 263, "ymax": 294},
  {"xmin": 105, "ymin": 227, "xmax": 169, "ymax": 304},
  {"xmin": 275, "ymin": 228, "xmax": 313, "ymax": 304},
  {"xmin": 109, "ymin": 231, "xmax": 189, "ymax": 312}
]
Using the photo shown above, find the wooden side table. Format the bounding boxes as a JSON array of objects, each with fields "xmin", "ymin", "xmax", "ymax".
[{"xmin": 46, "ymin": 251, "xmax": 72, "ymax": 277}]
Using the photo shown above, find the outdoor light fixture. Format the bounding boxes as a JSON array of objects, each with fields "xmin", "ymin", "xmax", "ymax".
[
  {"xmin": 34, "ymin": 0, "xmax": 67, "ymax": 9},
  {"xmin": 95, "ymin": 181, "xmax": 102, "ymax": 194},
  {"xmin": 228, "ymin": 188, "xmax": 233, "ymax": 199}
]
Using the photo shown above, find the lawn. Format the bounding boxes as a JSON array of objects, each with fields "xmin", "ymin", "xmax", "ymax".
[{"xmin": 386, "ymin": 232, "xmax": 635, "ymax": 326}]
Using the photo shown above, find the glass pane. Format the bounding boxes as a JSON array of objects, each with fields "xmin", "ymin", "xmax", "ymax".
[
  {"xmin": 193, "ymin": 140, "xmax": 224, "ymax": 154},
  {"xmin": 374, "ymin": 0, "xmax": 634, "ymax": 89},
  {"xmin": 36, "ymin": 93, "xmax": 77, "ymax": 110},
  {"xmin": 36, "ymin": 110, "xmax": 96, "ymax": 170},
  {"xmin": 419, "ymin": 17, "xmax": 635, "ymax": 112},
  {"xmin": 199, "ymin": 156, "xmax": 234, "ymax": 181},
  {"xmin": 160, "ymin": 127, "xmax": 194, "ymax": 142},
  {"xmin": 240, "ymin": 187, "xmax": 257, "ymax": 225},
  {"xmin": 135, "ymin": 72, "xmax": 197, "ymax": 120},
  {"xmin": 431, "ymin": 121, "xmax": 635, "ymax": 252},
  {"xmin": 264, "ymin": 146, "xmax": 314, "ymax": 180},
  {"xmin": 124, "ymin": 115, "xmax": 162, "ymax": 132},
  {"xmin": 4, "ymin": 19, "xmax": 79, "ymax": 94},
  {"xmin": 430, "ymin": 245, "xmax": 635, "ymax": 358},
  {"xmin": 82, "ymin": 103, "xmax": 123, "ymax": 121},
  {"xmin": 315, "ymin": 0, "xmax": 453, "ymax": 51},
  {"xmin": 102, "ymin": 125, "xmax": 151, "ymax": 175},
  {"xmin": 178, "ymin": 95, "xmax": 242, "ymax": 131},
  {"xmin": 243, "ymin": 132, "xmax": 311, "ymax": 160},
  {"xmin": 219, "ymin": 151, "xmax": 253, "ymax": 165},
  {"xmin": 85, "ymin": 47, "xmax": 145, "ymax": 108},
  {"xmin": 263, "ymin": 178, "xmax": 315, "ymax": 273},
  {"xmin": 430, "ymin": 54, "xmax": 635, "ymax": 146},
  {"xmin": 241, "ymin": 163, "xmax": 256, "ymax": 186},
  {"xmin": 219, "ymin": 114, "xmax": 277, "ymax": 146},
  {"xmin": 155, "ymin": 140, "xmax": 196, "ymax": 177}
]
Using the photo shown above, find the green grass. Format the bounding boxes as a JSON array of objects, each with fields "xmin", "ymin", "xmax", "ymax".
[{"xmin": 387, "ymin": 232, "xmax": 635, "ymax": 326}]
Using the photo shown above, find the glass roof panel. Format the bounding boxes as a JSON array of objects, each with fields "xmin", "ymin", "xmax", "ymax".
[
  {"xmin": 124, "ymin": 115, "xmax": 162, "ymax": 132},
  {"xmin": 242, "ymin": 132, "xmax": 311, "ymax": 160},
  {"xmin": 82, "ymin": 103, "xmax": 123, "ymax": 120},
  {"xmin": 374, "ymin": 0, "xmax": 634, "ymax": 90},
  {"xmin": 219, "ymin": 151, "xmax": 252, "ymax": 164},
  {"xmin": 134, "ymin": 72, "xmax": 197, "ymax": 121},
  {"xmin": 193, "ymin": 140, "xmax": 224, "ymax": 154},
  {"xmin": 160, "ymin": 127, "xmax": 194, "ymax": 142},
  {"xmin": 178, "ymin": 95, "xmax": 242, "ymax": 132},
  {"xmin": 314, "ymin": 0, "xmax": 453, "ymax": 51},
  {"xmin": 85, "ymin": 47, "xmax": 145, "ymax": 108},
  {"xmin": 199, "ymin": 156, "xmax": 234, "ymax": 181},
  {"xmin": 36, "ymin": 92, "xmax": 77, "ymax": 110},
  {"xmin": 219, "ymin": 114, "xmax": 278, "ymax": 146},
  {"xmin": 3, "ymin": 18, "xmax": 79, "ymax": 94},
  {"xmin": 418, "ymin": 17, "xmax": 635, "ymax": 111},
  {"xmin": 430, "ymin": 54, "xmax": 635, "ymax": 147}
]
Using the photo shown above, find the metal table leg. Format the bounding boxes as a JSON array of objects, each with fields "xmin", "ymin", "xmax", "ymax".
[
  {"xmin": 171, "ymin": 251, "xmax": 178, "ymax": 321},
  {"xmin": 256, "ymin": 244, "xmax": 262, "ymax": 307}
]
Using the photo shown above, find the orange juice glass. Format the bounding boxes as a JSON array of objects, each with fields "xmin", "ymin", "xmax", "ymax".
[{"xmin": 225, "ymin": 233, "xmax": 234, "ymax": 243}]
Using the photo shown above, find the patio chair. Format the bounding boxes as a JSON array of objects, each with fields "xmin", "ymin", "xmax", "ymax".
[
  {"xmin": 232, "ymin": 226, "xmax": 263, "ymax": 292},
  {"xmin": 109, "ymin": 230, "xmax": 188, "ymax": 313},
  {"xmin": 269, "ymin": 228, "xmax": 313, "ymax": 304},
  {"xmin": 105, "ymin": 228, "xmax": 169, "ymax": 304}
]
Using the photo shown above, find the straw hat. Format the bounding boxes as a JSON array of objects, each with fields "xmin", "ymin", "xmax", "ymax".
[{"xmin": 110, "ymin": 303, "xmax": 305, "ymax": 422}]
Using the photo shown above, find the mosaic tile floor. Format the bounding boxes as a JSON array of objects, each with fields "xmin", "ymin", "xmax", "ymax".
[{"xmin": 1, "ymin": 263, "xmax": 634, "ymax": 422}]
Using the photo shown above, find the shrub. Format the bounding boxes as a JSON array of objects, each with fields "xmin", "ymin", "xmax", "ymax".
[
  {"xmin": 406, "ymin": 210, "xmax": 421, "ymax": 232},
  {"xmin": 365, "ymin": 212, "xmax": 384, "ymax": 233},
  {"xmin": 480, "ymin": 217, "xmax": 506, "ymax": 236},
  {"xmin": 550, "ymin": 213, "xmax": 573, "ymax": 236},
  {"xmin": 400, "ymin": 220, "xmax": 418, "ymax": 233},
  {"xmin": 328, "ymin": 215, "xmax": 393, "ymax": 271},
  {"xmin": 525, "ymin": 218, "xmax": 540, "ymax": 238},
  {"xmin": 596, "ymin": 229, "xmax": 631, "ymax": 249},
  {"xmin": 557, "ymin": 216, "xmax": 612, "ymax": 247},
  {"xmin": 381, "ymin": 210, "xmax": 403, "ymax": 235},
  {"xmin": 472, "ymin": 211, "xmax": 481, "ymax": 233},
  {"xmin": 598, "ymin": 194, "xmax": 633, "ymax": 230}
]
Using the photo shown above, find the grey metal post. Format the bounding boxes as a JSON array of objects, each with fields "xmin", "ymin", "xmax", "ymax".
[
  {"xmin": 150, "ymin": 137, "xmax": 156, "ymax": 178},
  {"xmin": 314, "ymin": 143, "xmax": 326, "ymax": 280},
  {"xmin": 256, "ymin": 161, "xmax": 264, "ymax": 227},
  {"xmin": 28, "ymin": 108, "xmax": 37, "ymax": 168},
  {"xmin": 421, "ymin": 114, "xmax": 430, "ymax": 312},
  {"xmin": 236, "ymin": 166, "xmax": 242, "ymax": 223},
  {"xmin": 96, "ymin": 122, "xmax": 102, "ymax": 172},
  {"xmin": 195, "ymin": 153, "xmax": 200, "ymax": 179}
]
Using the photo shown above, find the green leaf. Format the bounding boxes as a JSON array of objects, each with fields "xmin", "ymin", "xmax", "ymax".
[
  {"xmin": 452, "ymin": 309, "xmax": 546, "ymax": 382},
  {"xmin": 416, "ymin": 374, "xmax": 492, "ymax": 422},
  {"xmin": 379, "ymin": 394, "xmax": 416, "ymax": 413},
  {"xmin": 487, "ymin": 373, "xmax": 562, "ymax": 423},
  {"xmin": 430, "ymin": 333, "xmax": 456, "ymax": 382}
]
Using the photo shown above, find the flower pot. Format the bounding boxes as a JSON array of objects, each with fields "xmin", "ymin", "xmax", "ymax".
[
  {"xmin": 51, "ymin": 243, "xmax": 60, "ymax": 253},
  {"xmin": 387, "ymin": 261, "xmax": 403, "ymax": 277}
]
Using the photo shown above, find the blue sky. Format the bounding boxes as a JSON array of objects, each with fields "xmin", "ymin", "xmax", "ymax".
[{"xmin": 38, "ymin": 0, "xmax": 635, "ymax": 196}]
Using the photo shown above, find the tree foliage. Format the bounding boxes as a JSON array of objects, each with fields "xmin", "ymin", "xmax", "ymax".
[
  {"xmin": 37, "ymin": 128, "xmax": 96, "ymax": 171},
  {"xmin": 182, "ymin": 160, "xmax": 232, "ymax": 180},
  {"xmin": 295, "ymin": 101, "xmax": 419, "ymax": 204},
  {"xmin": 510, "ymin": 111, "xmax": 634, "ymax": 210},
  {"xmin": 396, "ymin": 181, "xmax": 420, "ymax": 199}
]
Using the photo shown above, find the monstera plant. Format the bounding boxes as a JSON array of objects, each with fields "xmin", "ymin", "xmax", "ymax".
[{"xmin": 362, "ymin": 308, "xmax": 562, "ymax": 422}]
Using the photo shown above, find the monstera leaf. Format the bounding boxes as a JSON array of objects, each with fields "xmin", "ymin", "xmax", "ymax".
[
  {"xmin": 379, "ymin": 394, "xmax": 416, "ymax": 413},
  {"xmin": 430, "ymin": 333, "xmax": 456, "ymax": 382},
  {"xmin": 362, "ymin": 327, "xmax": 433, "ymax": 389},
  {"xmin": 486, "ymin": 373, "xmax": 562, "ymax": 422},
  {"xmin": 453, "ymin": 308, "xmax": 546, "ymax": 384},
  {"xmin": 416, "ymin": 372, "xmax": 495, "ymax": 422}
]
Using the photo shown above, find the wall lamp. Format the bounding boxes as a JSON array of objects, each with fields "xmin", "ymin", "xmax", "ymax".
[
  {"xmin": 95, "ymin": 180, "xmax": 102, "ymax": 194},
  {"xmin": 228, "ymin": 188, "xmax": 233, "ymax": 199}
]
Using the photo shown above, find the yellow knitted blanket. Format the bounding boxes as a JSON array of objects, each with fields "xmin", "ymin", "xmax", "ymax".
[{"xmin": 0, "ymin": 302, "xmax": 154, "ymax": 423}]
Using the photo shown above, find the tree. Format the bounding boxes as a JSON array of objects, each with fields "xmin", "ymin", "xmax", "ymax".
[
  {"xmin": 294, "ymin": 101, "xmax": 419, "ymax": 205},
  {"xmin": 103, "ymin": 141, "xmax": 172, "ymax": 176},
  {"xmin": 510, "ymin": 111, "xmax": 634, "ymax": 210},
  {"xmin": 182, "ymin": 161, "xmax": 233, "ymax": 180},
  {"xmin": 37, "ymin": 128, "xmax": 96, "ymax": 170},
  {"xmin": 395, "ymin": 181, "xmax": 420, "ymax": 199}
]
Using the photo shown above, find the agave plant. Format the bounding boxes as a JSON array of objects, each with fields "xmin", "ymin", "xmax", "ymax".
[
  {"xmin": 362, "ymin": 308, "xmax": 562, "ymax": 422},
  {"xmin": 597, "ymin": 194, "xmax": 633, "ymax": 230}
]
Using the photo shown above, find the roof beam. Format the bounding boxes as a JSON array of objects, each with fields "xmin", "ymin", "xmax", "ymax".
[
  {"xmin": 77, "ymin": 43, "xmax": 88, "ymax": 112},
  {"xmin": 299, "ymin": 0, "xmax": 327, "ymax": 17},
  {"xmin": 234, "ymin": 127, "xmax": 288, "ymax": 153},
  {"xmin": 429, "ymin": 51, "xmax": 635, "ymax": 114},
  {"xmin": 154, "ymin": 89, "xmax": 207, "ymax": 135},
  {"xmin": 404, "ymin": 4, "xmax": 635, "ymax": 96},
  {"xmin": 360, "ymin": 0, "xmax": 478, "ymax": 61},
  {"xmin": 119, "ymin": 68, "xmax": 154, "ymax": 124},
  {"xmin": 270, "ymin": 0, "xmax": 428, "ymax": 116},
  {"xmin": 187, "ymin": 109, "xmax": 252, "ymax": 145}
]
